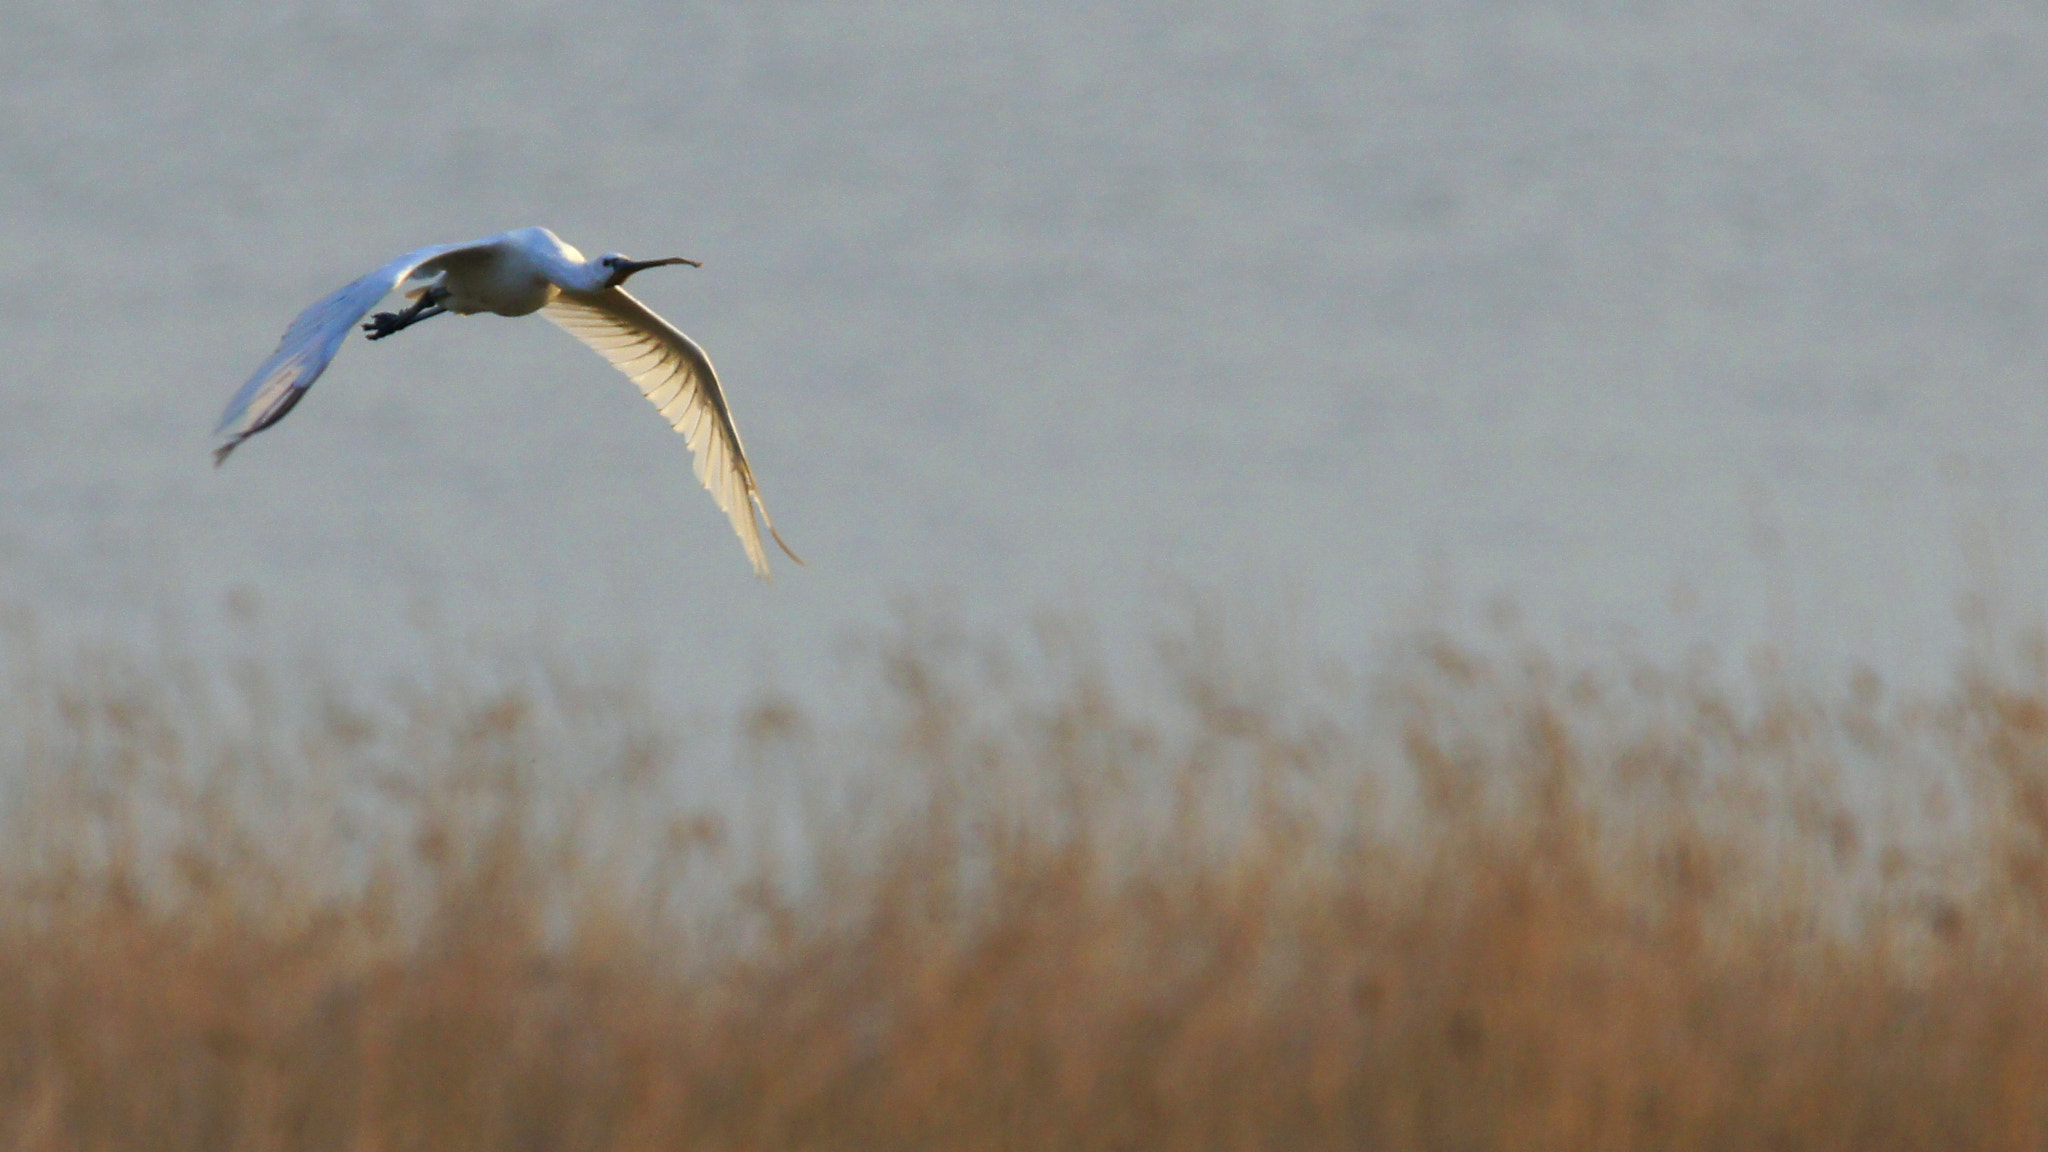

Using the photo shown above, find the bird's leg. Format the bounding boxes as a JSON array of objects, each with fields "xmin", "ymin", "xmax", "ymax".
[{"xmin": 363, "ymin": 286, "xmax": 451, "ymax": 340}]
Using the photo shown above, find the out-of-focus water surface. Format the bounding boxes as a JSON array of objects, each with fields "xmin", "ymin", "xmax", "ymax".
[{"xmin": 5, "ymin": 2, "xmax": 2048, "ymax": 738}]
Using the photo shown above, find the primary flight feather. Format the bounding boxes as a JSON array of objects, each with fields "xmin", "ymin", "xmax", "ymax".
[{"xmin": 214, "ymin": 226, "xmax": 800, "ymax": 579}]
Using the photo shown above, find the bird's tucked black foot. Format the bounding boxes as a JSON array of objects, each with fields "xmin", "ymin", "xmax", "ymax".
[{"xmin": 362, "ymin": 287, "xmax": 450, "ymax": 340}]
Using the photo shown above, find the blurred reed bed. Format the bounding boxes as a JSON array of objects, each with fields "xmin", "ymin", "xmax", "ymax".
[{"xmin": 1, "ymin": 601, "xmax": 2046, "ymax": 1151}]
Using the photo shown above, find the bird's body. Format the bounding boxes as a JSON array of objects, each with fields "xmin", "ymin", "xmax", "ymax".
[
  {"xmin": 214, "ymin": 227, "xmax": 798, "ymax": 578},
  {"xmin": 417, "ymin": 225, "xmax": 595, "ymax": 316}
]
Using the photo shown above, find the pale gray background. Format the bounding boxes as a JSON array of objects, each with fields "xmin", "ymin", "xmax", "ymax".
[{"xmin": 5, "ymin": 2, "xmax": 2048, "ymax": 750}]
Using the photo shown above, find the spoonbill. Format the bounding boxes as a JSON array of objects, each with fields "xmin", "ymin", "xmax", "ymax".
[{"xmin": 214, "ymin": 226, "xmax": 800, "ymax": 579}]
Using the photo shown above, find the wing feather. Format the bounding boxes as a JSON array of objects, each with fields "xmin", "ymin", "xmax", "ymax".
[
  {"xmin": 211, "ymin": 239, "xmax": 496, "ymax": 465},
  {"xmin": 544, "ymin": 287, "xmax": 799, "ymax": 579}
]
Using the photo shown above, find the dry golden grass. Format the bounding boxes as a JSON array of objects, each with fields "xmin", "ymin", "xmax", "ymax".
[{"xmin": 2, "ymin": 605, "xmax": 2047, "ymax": 1150}]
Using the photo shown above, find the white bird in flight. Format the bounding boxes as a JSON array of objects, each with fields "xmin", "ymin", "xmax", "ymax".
[{"xmin": 214, "ymin": 226, "xmax": 800, "ymax": 579}]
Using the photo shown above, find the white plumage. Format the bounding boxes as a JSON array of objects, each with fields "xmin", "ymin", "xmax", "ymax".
[{"xmin": 214, "ymin": 226, "xmax": 799, "ymax": 579}]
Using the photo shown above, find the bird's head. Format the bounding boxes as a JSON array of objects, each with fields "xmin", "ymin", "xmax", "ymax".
[{"xmin": 598, "ymin": 252, "xmax": 701, "ymax": 289}]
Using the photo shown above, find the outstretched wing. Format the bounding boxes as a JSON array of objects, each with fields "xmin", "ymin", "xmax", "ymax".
[
  {"xmin": 212, "ymin": 240, "xmax": 488, "ymax": 465},
  {"xmin": 544, "ymin": 287, "xmax": 799, "ymax": 579}
]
